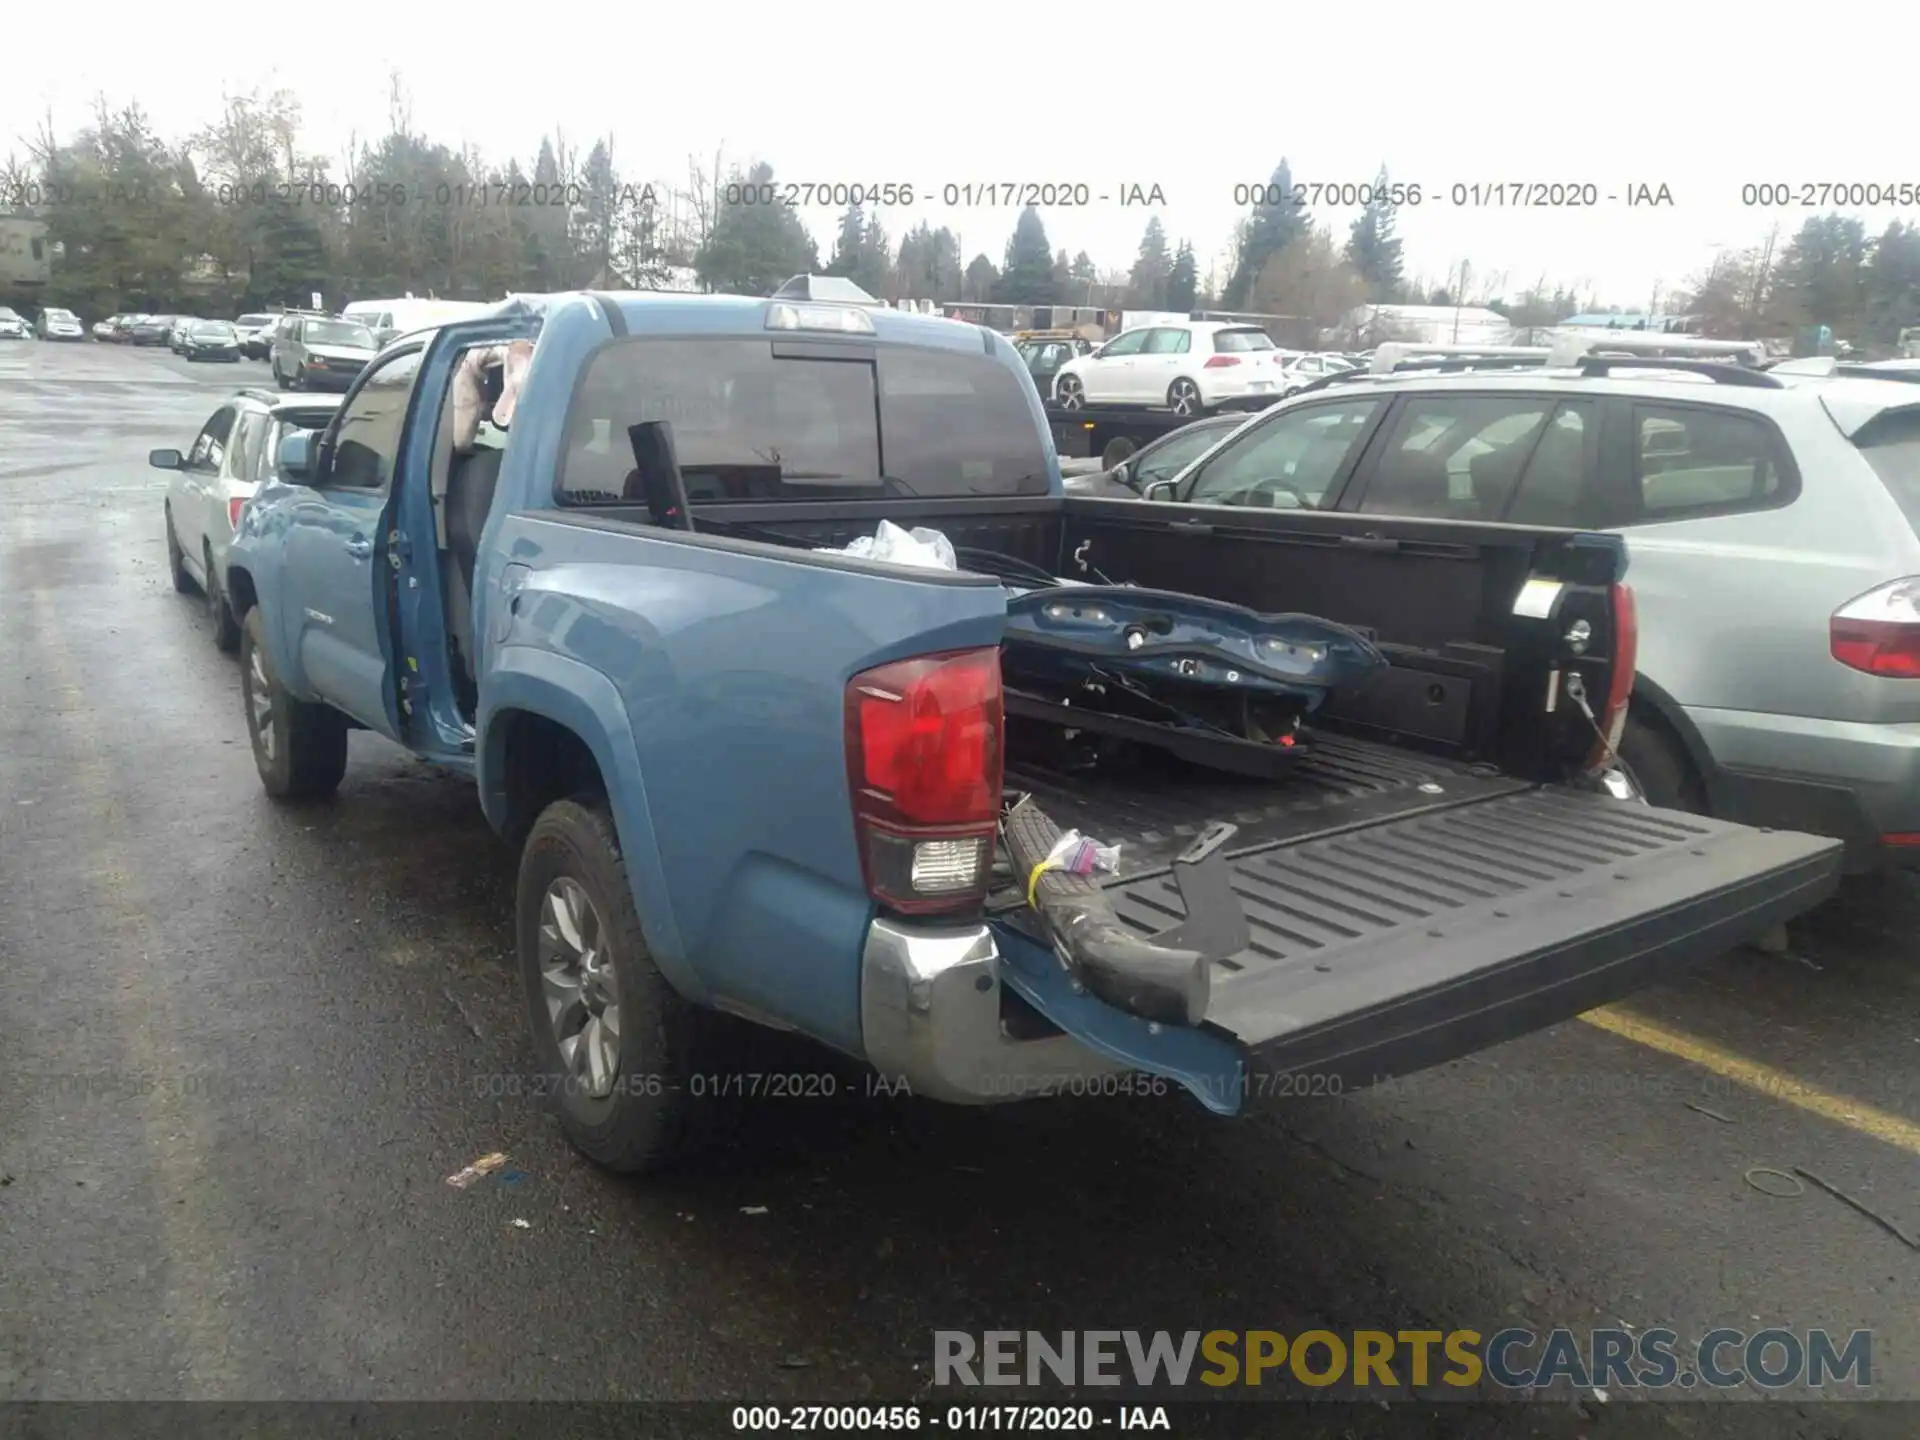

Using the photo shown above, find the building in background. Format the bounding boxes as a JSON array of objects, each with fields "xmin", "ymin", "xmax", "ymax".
[{"xmin": 0, "ymin": 213, "xmax": 52, "ymax": 299}]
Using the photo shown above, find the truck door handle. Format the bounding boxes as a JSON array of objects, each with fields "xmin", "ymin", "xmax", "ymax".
[
  {"xmin": 344, "ymin": 537, "xmax": 373, "ymax": 559},
  {"xmin": 1168, "ymin": 518, "xmax": 1213, "ymax": 534},
  {"xmin": 1341, "ymin": 534, "xmax": 1400, "ymax": 553}
]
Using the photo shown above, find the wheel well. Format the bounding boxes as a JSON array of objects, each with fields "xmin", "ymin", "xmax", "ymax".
[
  {"xmin": 1626, "ymin": 688, "xmax": 1711, "ymax": 806},
  {"xmin": 226, "ymin": 566, "xmax": 258, "ymax": 617},
  {"xmin": 498, "ymin": 710, "xmax": 608, "ymax": 848}
]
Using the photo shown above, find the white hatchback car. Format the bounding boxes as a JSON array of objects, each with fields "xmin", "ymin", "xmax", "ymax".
[
  {"xmin": 154, "ymin": 389, "xmax": 343, "ymax": 651},
  {"xmin": 1052, "ymin": 321, "xmax": 1287, "ymax": 417}
]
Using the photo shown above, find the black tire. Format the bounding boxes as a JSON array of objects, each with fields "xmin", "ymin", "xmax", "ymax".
[
  {"xmin": 1615, "ymin": 712, "xmax": 1706, "ymax": 813},
  {"xmin": 1100, "ymin": 436, "xmax": 1138, "ymax": 469},
  {"xmin": 1056, "ymin": 374, "xmax": 1085, "ymax": 410},
  {"xmin": 205, "ymin": 545, "xmax": 241, "ymax": 653},
  {"xmin": 165, "ymin": 507, "xmax": 195, "ymax": 594},
  {"xmin": 516, "ymin": 797, "xmax": 717, "ymax": 1173},
  {"xmin": 290, "ymin": 365, "xmax": 308, "ymax": 392},
  {"xmin": 240, "ymin": 605, "xmax": 349, "ymax": 800},
  {"xmin": 274, "ymin": 365, "xmax": 288, "ymax": 391},
  {"xmin": 1168, "ymin": 378, "xmax": 1205, "ymax": 418}
]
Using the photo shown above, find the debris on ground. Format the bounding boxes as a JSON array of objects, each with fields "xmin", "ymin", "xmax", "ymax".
[
  {"xmin": 1744, "ymin": 1167, "xmax": 1804, "ymax": 1198},
  {"xmin": 741, "ymin": 1205, "xmax": 770, "ymax": 1216},
  {"xmin": 510, "ymin": 1217, "xmax": 531, "ymax": 1230},
  {"xmin": 447, "ymin": 1152, "xmax": 511, "ymax": 1189},
  {"xmin": 443, "ymin": 988, "xmax": 483, "ymax": 1039},
  {"xmin": 1795, "ymin": 1167, "xmax": 1920, "ymax": 1250},
  {"xmin": 1684, "ymin": 1102, "xmax": 1735, "ymax": 1124}
]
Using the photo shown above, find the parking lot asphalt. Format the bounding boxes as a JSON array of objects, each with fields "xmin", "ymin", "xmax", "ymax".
[{"xmin": 1, "ymin": 338, "xmax": 1916, "ymax": 1434}]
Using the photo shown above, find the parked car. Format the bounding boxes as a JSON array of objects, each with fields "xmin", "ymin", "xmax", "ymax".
[
  {"xmin": 1012, "ymin": 331, "xmax": 1093, "ymax": 397},
  {"xmin": 340, "ymin": 297, "xmax": 494, "ymax": 350},
  {"xmin": 36, "ymin": 307, "xmax": 86, "ymax": 341},
  {"xmin": 233, "ymin": 313, "xmax": 277, "ymax": 360},
  {"xmin": 1052, "ymin": 321, "xmax": 1286, "ymax": 417},
  {"xmin": 93, "ymin": 316, "xmax": 120, "ymax": 340},
  {"xmin": 107, "ymin": 314, "xmax": 146, "ymax": 342},
  {"xmin": 1128, "ymin": 352, "xmax": 1920, "ymax": 872},
  {"xmin": 1064, "ymin": 411, "xmax": 1252, "ymax": 497},
  {"xmin": 130, "ymin": 315, "xmax": 176, "ymax": 346},
  {"xmin": 153, "ymin": 389, "xmax": 344, "ymax": 651},
  {"xmin": 181, "ymin": 318, "xmax": 243, "ymax": 362},
  {"xmin": 0, "ymin": 307, "xmax": 30, "ymax": 341},
  {"xmin": 168, "ymin": 317, "xmax": 203, "ymax": 354},
  {"xmin": 268, "ymin": 314, "xmax": 377, "ymax": 391},
  {"xmin": 1275, "ymin": 352, "xmax": 1357, "ymax": 396},
  {"xmin": 220, "ymin": 289, "xmax": 1837, "ymax": 1175}
]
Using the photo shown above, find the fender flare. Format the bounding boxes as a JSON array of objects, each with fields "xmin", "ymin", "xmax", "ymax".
[{"xmin": 479, "ymin": 648, "xmax": 703, "ymax": 1005}]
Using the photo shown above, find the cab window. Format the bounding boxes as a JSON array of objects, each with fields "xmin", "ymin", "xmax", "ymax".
[
  {"xmin": 1355, "ymin": 395, "xmax": 1559, "ymax": 520},
  {"xmin": 326, "ymin": 352, "xmax": 424, "ymax": 491}
]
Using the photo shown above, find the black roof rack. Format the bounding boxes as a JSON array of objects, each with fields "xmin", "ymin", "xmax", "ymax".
[{"xmin": 1573, "ymin": 355, "xmax": 1783, "ymax": 388}]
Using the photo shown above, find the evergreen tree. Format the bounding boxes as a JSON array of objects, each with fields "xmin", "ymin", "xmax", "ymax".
[
  {"xmin": 1167, "ymin": 240, "xmax": 1198, "ymax": 312},
  {"xmin": 1128, "ymin": 216, "xmax": 1172, "ymax": 308},
  {"xmin": 993, "ymin": 206, "xmax": 1054, "ymax": 304},
  {"xmin": 1345, "ymin": 166, "xmax": 1405, "ymax": 301},
  {"xmin": 1224, "ymin": 160, "xmax": 1306, "ymax": 308}
]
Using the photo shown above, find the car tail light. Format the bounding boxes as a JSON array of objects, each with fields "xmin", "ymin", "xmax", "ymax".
[
  {"xmin": 1885, "ymin": 832, "xmax": 1920, "ymax": 847},
  {"xmin": 844, "ymin": 648, "xmax": 1003, "ymax": 915},
  {"xmin": 227, "ymin": 497, "xmax": 248, "ymax": 529},
  {"xmin": 1830, "ymin": 578, "xmax": 1920, "ymax": 678},
  {"xmin": 1588, "ymin": 583, "xmax": 1637, "ymax": 771},
  {"xmin": 1203, "ymin": 355, "xmax": 1241, "ymax": 369}
]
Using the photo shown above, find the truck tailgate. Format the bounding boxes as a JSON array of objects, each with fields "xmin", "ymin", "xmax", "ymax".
[{"xmin": 997, "ymin": 743, "xmax": 1842, "ymax": 1090}]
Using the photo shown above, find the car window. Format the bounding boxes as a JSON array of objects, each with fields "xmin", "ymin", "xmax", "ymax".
[
  {"xmin": 190, "ymin": 406, "xmax": 238, "ymax": 472},
  {"xmin": 1099, "ymin": 330, "xmax": 1150, "ymax": 358},
  {"xmin": 1136, "ymin": 421, "xmax": 1236, "ymax": 484},
  {"xmin": 1847, "ymin": 407, "xmax": 1920, "ymax": 537},
  {"xmin": 1184, "ymin": 398, "xmax": 1383, "ymax": 509},
  {"xmin": 326, "ymin": 351, "xmax": 423, "ymax": 491},
  {"xmin": 1631, "ymin": 405, "xmax": 1784, "ymax": 519},
  {"xmin": 1142, "ymin": 328, "xmax": 1191, "ymax": 355},
  {"xmin": 1213, "ymin": 328, "xmax": 1276, "ymax": 353},
  {"xmin": 1498, "ymin": 404, "xmax": 1595, "ymax": 527},
  {"xmin": 226, "ymin": 412, "xmax": 264, "ymax": 479},
  {"xmin": 1357, "ymin": 395, "xmax": 1557, "ymax": 520}
]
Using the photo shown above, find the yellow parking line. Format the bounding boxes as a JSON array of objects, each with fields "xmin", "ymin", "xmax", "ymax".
[{"xmin": 1580, "ymin": 1006, "xmax": 1920, "ymax": 1157}]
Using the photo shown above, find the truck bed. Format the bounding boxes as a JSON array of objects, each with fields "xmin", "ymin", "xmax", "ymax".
[{"xmin": 993, "ymin": 731, "xmax": 1842, "ymax": 1090}]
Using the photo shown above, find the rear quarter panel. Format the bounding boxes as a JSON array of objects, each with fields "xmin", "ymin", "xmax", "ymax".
[{"xmin": 1626, "ymin": 407, "xmax": 1920, "ymax": 726}]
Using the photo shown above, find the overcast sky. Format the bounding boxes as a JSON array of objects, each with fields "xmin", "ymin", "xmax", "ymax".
[{"xmin": 6, "ymin": 1, "xmax": 1913, "ymax": 305}]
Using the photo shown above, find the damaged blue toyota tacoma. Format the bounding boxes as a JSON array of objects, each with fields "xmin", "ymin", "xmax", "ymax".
[{"xmin": 222, "ymin": 284, "xmax": 1844, "ymax": 1172}]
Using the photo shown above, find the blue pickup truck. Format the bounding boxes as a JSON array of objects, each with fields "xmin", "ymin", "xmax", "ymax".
[{"xmin": 223, "ymin": 289, "xmax": 1843, "ymax": 1173}]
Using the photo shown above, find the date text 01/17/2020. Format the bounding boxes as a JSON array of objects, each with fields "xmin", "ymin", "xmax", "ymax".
[{"xmin": 730, "ymin": 1405, "xmax": 1172, "ymax": 1431}]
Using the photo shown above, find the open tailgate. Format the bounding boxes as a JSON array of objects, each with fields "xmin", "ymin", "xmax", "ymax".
[{"xmin": 1039, "ymin": 788, "xmax": 1842, "ymax": 1092}]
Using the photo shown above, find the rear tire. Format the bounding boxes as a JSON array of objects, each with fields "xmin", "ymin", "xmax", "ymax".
[
  {"xmin": 1100, "ymin": 436, "xmax": 1138, "ymax": 469},
  {"xmin": 241, "ymin": 605, "xmax": 349, "ymax": 800},
  {"xmin": 1616, "ymin": 712, "xmax": 1706, "ymax": 813},
  {"xmin": 517, "ymin": 797, "xmax": 716, "ymax": 1174},
  {"xmin": 165, "ymin": 508, "xmax": 195, "ymax": 594},
  {"xmin": 1168, "ymin": 378, "xmax": 1204, "ymax": 417}
]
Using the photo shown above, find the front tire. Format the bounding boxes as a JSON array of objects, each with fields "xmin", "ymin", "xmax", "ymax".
[
  {"xmin": 517, "ymin": 797, "xmax": 714, "ymax": 1173},
  {"xmin": 165, "ymin": 508, "xmax": 195, "ymax": 594},
  {"xmin": 241, "ymin": 605, "xmax": 348, "ymax": 800},
  {"xmin": 205, "ymin": 545, "xmax": 241, "ymax": 653},
  {"xmin": 1168, "ymin": 378, "xmax": 1205, "ymax": 418},
  {"xmin": 290, "ymin": 365, "xmax": 308, "ymax": 392}
]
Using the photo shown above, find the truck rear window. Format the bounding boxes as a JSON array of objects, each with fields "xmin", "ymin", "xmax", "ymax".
[
  {"xmin": 558, "ymin": 338, "xmax": 1050, "ymax": 505},
  {"xmin": 1854, "ymin": 408, "xmax": 1920, "ymax": 535}
]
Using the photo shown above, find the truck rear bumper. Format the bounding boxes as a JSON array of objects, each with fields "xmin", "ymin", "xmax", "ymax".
[{"xmin": 859, "ymin": 918, "xmax": 1126, "ymax": 1104}]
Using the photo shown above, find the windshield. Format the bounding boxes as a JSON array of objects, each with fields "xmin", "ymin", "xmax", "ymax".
[
  {"xmin": 46, "ymin": 309, "xmax": 78, "ymax": 322},
  {"xmin": 1214, "ymin": 328, "xmax": 1276, "ymax": 353},
  {"xmin": 1855, "ymin": 408, "xmax": 1920, "ymax": 535},
  {"xmin": 559, "ymin": 337, "xmax": 1050, "ymax": 504},
  {"xmin": 236, "ymin": 314, "xmax": 272, "ymax": 328},
  {"xmin": 305, "ymin": 320, "xmax": 375, "ymax": 348}
]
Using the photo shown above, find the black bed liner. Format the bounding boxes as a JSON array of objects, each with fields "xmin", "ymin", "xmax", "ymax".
[{"xmin": 994, "ymin": 732, "xmax": 1843, "ymax": 1091}]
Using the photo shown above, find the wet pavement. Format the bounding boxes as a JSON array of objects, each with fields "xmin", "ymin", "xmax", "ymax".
[{"xmin": 1, "ymin": 338, "xmax": 1917, "ymax": 1434}]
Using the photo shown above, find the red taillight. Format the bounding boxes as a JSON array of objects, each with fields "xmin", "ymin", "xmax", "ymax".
[
  {"xmin": 1589, "ymin": 583, "xmax": 1637, "ymax": 771},
  {"xmin": 1885, "ymin": 832, "xmax": 1920, "ymax": 847},
  {"xmin": 227, "ymin": 496, "xmax": 248, "ymax": 530},
  {"xmin": 1830, "ymin": 578, "xmax": 1920, "ymax": 678},
  {"xmin": 1203, "ymin": 355, "xmax": 1240, "ymax": 369},
  {"xmin": 844, "ymin": 647, "xmax": 1004, "ymax": 915}
]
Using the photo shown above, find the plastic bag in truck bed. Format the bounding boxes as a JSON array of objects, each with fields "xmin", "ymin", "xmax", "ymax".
[{"xmin": 815, "ymin": 520, "xmax": 957, "ymax": 571}]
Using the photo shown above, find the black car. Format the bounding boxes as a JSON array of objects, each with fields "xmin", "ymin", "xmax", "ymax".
[
  {"xmin": 130, "ymin": 315, "xmax": 176, "ymax": 346},
  {"xmin": 182, "ymin": 319, "xmax": 242, "ymax": 362},
  {"xmin": 1062, "ymin": 411, "xmax": 1252, "ymax": 497}
]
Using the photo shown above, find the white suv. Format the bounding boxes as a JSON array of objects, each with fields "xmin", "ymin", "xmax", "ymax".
[{"xmin": 1052, "ymin": 321, "xmax": 1285, "ymax": 417}]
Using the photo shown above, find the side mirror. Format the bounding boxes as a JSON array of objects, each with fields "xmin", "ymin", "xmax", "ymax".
[
  {"xmin": 277, "ymin": 429, "xmax": 316, "ymax": 482},
  {"xmin": 148, "ymin": 447, "xmax": 183, "ymax": 470},
  {"xmin": 1141, "ymin": 479, "xmax": 1177, "ymax": 503}
]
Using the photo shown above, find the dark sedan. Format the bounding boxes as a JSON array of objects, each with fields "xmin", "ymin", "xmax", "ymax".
[
  {"xmin": 182, "ymin": 319, "xmax": 242, "ymax": 362},
  {"xmin": 130, "ymin": 315, "xmax": 177, "ymax": 346}
]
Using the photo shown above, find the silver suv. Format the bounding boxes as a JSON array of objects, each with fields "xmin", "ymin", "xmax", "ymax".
[{"xmin": 1143, "ymin": 351, "xmax": 1920, "ymax": 872}]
